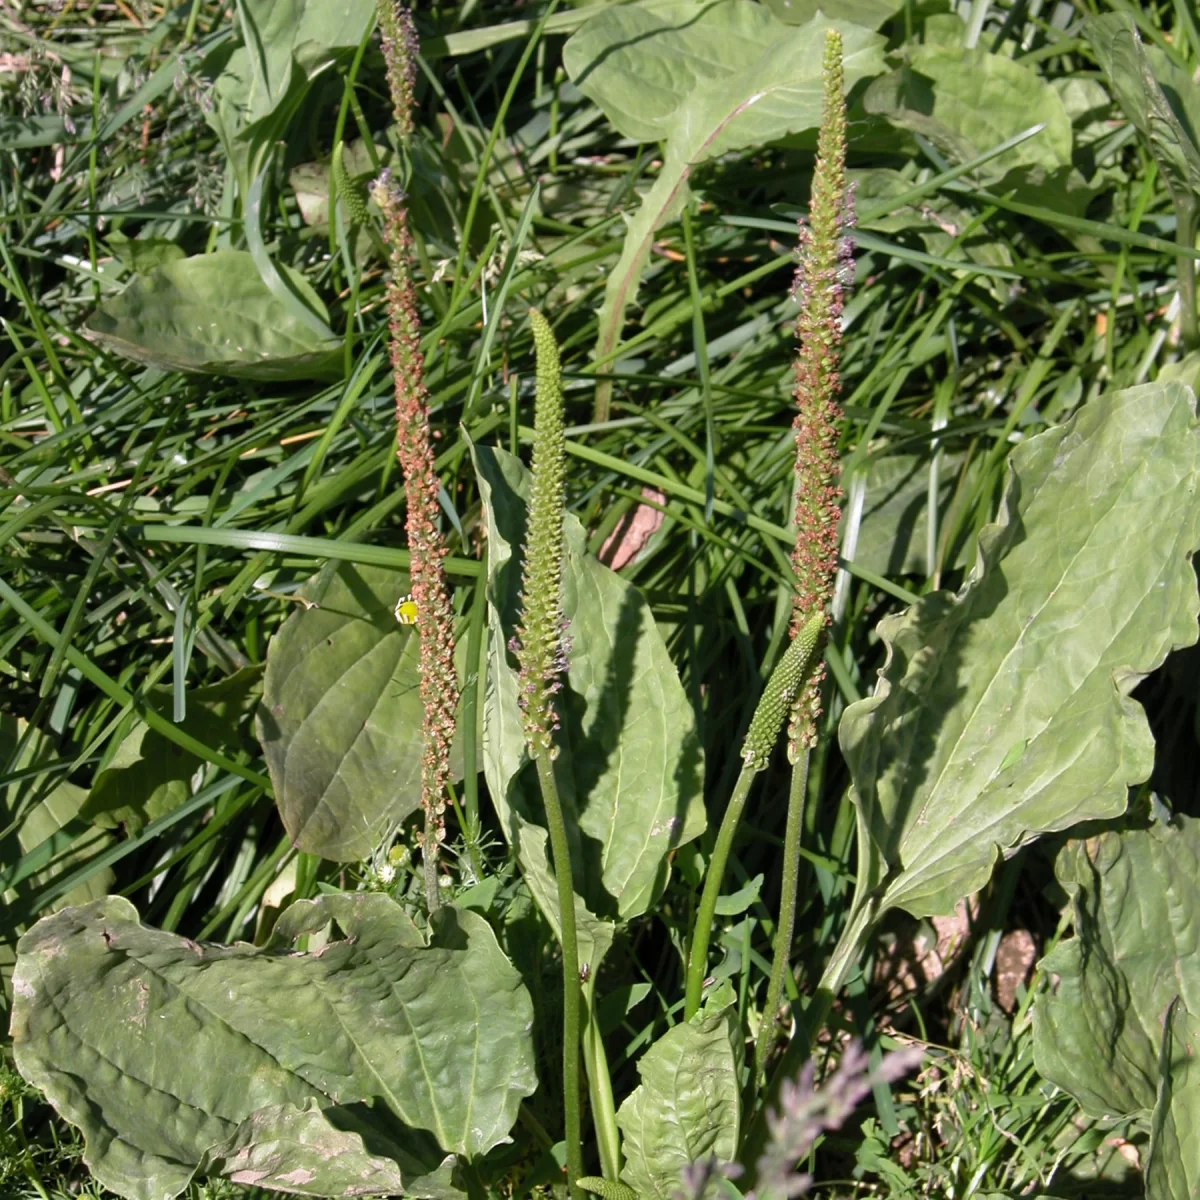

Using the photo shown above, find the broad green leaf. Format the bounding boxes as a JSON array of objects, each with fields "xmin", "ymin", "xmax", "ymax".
[
  {"xmin": 1084, "ymin": 13, "xmax": 1200, "ymax": 207},
  {"xmin": 471, "ymin": 441, "xmax": 705, "ymax": 921},
  {"xmin": 1147, "ymin": 1001, "xmax": 1200, "ymax": 1200},
  {"xmin": 563, "ymin": 4, "xmax": 884, "ymax": 401},
  {"xmin": 616, "ymin": 988, "xmax": 741, "ymax": 1200},
  {"xmin": 1, "ymin": 717, "xmax": 112, "ymax": 1006},
  {"xmin": 205, "ymin": 0, "xmax": 376, "ymax": 191},
  {"xmin": 863, "ymin": 44, "xmax": 1083, "ymax": 212},
  {"xmin": 82, "ymin": 668, "xmax": 261, "ymax": 834},
  {"xmin": 1033, "ymin": 820, "xmax": 1200, "ymax": 1119},
  {"xmin": 1033, "ymin": 820, "xmax": 1200, "ymax": 1199},
  {"xmin": 258, "ymin": 562, "xmax": 424, "ymax": 861},
  {"xmin": 840, "ymin": 382, "xmax": 1200, "ymax": 918},
  {"xmin": 763, "ymin": 0, "xmax": 900, "ymax": 28},
  {"xmin": 85, "ymin": 251, "xmax": 340, "ymax": 380},
  {"xmin": 11, "ymin": 893, "xmax": 535, "ymax": 1199},
  {"xmin": 195, "ymin": 1101, "xmax": 460, "ymax": 1198},
  {"xmin": 869, "ymin": 46, "xmax": 1072, "ymax": 172}
]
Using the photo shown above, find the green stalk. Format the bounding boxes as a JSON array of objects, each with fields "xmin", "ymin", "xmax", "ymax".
[
  {"xmin": 753, "ymin": 747, "xmax": 811, "ymax": 1083},
  {"xmin": 535, "ymin": 751, "xmax": 584, "ymax": 1200},
  {"xmin": 1177, "ymin": 196, "xmax": 1198, "ymax": 351},
  {"xmin": 583, "ymin": 992, "xmax": 622, "ymax": 1180},
  {"xmin": 685, "ymin": 763, "xmax": 757, "ymax": 1021},
  {"xmin": 515, "ymin": 312, "xmax": 583, "ymax": 1197},
  {"xmin": 685, "ymin": 614, "xmax": 824, "ymax": 1022},
  {"xmin": 460, "ymin": 546, "xmax": 488, "ymax": 865}
]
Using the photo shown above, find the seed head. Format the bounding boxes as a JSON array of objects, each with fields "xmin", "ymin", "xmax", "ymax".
[
  {"xmin": 789, "ymin": 29, "xmax": 851, "ymax": 759},
  {"xmin": 511, "ymin": 311, "xmax": 569, "ymax": 756},
  {"xmin": 377, "ymin": 2, "xmax": 419, "ymax": 137},
  {"xmin": 375, "ymin": 172, "xmax": 458, "ymax": 863}
]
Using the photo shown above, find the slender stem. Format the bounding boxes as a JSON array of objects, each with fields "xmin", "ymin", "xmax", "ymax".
[
  {"xmin": 1177, "ymin": 197, "xmax": 1198, "ymax": 351},
  {"xmin": 535, "ymin": 750, "xmax": 584, "ymax": 1200},
  {"xmin": 582, "ymin": 991, "xmax": 622, "ymax": 1180},
  {"xmin": 754, "ymin": 748, "xmax": 811, "ymax": 1084},
  {"xmin": 685, "ymin": 764, "xmax": 758, "ymax": 1021},
  {"xmin": 423, "ymin": 806, "xmax": 440, "ymax": 913},
  {"xmin": 461, "ymin": 550, "xmax": 488, "ymax": 841}
]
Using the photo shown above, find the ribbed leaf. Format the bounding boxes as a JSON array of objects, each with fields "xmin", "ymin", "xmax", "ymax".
[
  {"xmin": 258, "ymin": 562, "xmax": 423, "ymax": 861},
  {"xmin": 205, "ymin": 0, "xmax": 376, "ymax": 190},
  {"xmin": 11, "ymin": 893, "xmax": 535, "ymax": 1199},
  {"xmin": 1148, "ymin": 1001, "xmax": 1200, "ymax": 1200},
  {"xmin": 866, "ymin": 43, "xmax": 1073, "ymax": 173},
  {"xmin": 563, "ymin": 3, "xmax": 884, "ymax": 400},
  {"xmin": 1085, "ymin": 13, "xmax": 1200, "ymax": 206},
  {"xmin": 616, "ymin": 988, "xmax": 741, "ymax": 1200},
  {"xmin": 841, "ymin": 383, "xmax": 1200, "ymax": 918},
  {"xmin": 1033, "ymin": 820, "xmax": 1200, "ymax": 1199},
  {"xmin": 85, "ymin": 251, "xmax": 340, "ymax": 380},
  {"xmin": 1033, "ymin": 820, "xmax": 1200, "ymax": 1118}
]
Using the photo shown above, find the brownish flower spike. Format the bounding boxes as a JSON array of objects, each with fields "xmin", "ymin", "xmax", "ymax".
[
  {"xmin": 376, "ymin": 1, "xmax": 419, "ymax": 137},
  {"xmin": 372, "ymin": 170, "xmax": 458, "ymax": 886},
  {"xmin": 788, "ymin": 28, "xmax": 853, "ymax": 758}
]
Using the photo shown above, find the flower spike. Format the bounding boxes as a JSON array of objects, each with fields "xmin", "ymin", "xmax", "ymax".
[
  {"xmin": 376, "ymin": 1, "xmax": 419, "ymax": 137},
  {"xmin": 512, "ymin": 310, "xmax": 570, "ymax": 755},
  {"xmin": 373, "ymin": 170, "xmax": 458, "ymax": 895},
  {"xmin": 788, "ymin": 28, "xmax": 852, "ymax": 758}
]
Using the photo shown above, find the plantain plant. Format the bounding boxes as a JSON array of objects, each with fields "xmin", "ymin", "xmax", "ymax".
[{"xmin": 10, "ymin": 6, "xmax": 1200, "ymax": 1200}]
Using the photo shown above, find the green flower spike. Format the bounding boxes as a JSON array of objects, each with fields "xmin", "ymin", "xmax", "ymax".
[
  {"xmin": 332, "ymin": 141, "xmax": 370, "ymax": 227},
  {"xmin": 511, "ymin": 309, "xmax": 570, "ymax": 756},
  {"xmin": 742, "ymin": 611, "xmax": 825, "ymax": 771}
]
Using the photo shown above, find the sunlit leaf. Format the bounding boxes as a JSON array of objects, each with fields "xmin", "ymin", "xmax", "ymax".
[
  {"xmin": 863, "ymin": 42, "xmax": 1087, "ymax": 213},
  {"xmin": 841, "ymin": 382, "xmax": 1200, "ymax": 918},
  {"xmin": 1084, "ymin": 13, "xmax": 1200, "ymax": 207},
  {"xmin": 85, "ymin": 251, "xmax": 340, "ymax": 380},
  {"xmin": 563, "ymin": 3, "xmax": 884, "ymax": 405},
  {"xmin": 12, "ymin": 893, "xmax": 534, "ymax": 1199},
  {"xmin": 617, "ymin": 985, "xmax": 741, "ymax": 1200},
  {"xmin": 258, "ymin": 562, "xmax": 423, "ymax": 861}
]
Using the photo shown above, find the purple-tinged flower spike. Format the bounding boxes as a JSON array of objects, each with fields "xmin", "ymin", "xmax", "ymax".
[
  {"xmin": 788, "ymin": 29, "xmax": 853, "ymax": 759},
  {"xmin": 372, "ymin": 171, "xmax": 458, "ymax": 882},
  {"xmin": 376, "ymin": 1, "xmax": 418, "ymax": 137},
  {"xmin": 749, "ymin": 1040, "xmax": 923, "ymax": 1199},
  {"xmin": 512, "ymin": 311, "xmax": 569, "ymax": 756}
]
